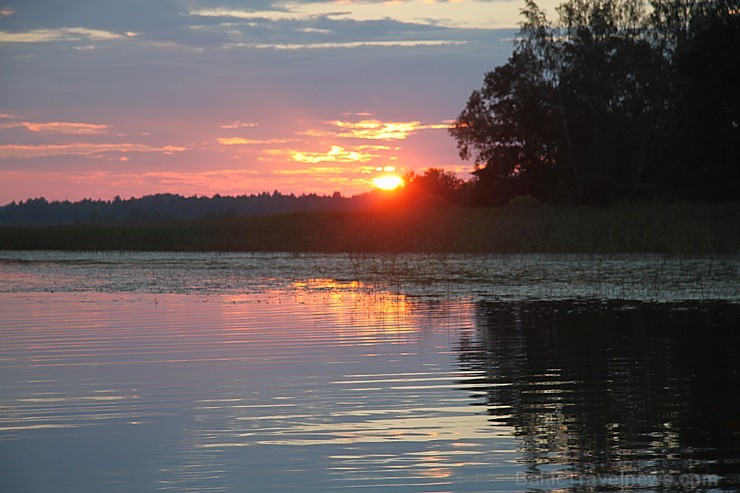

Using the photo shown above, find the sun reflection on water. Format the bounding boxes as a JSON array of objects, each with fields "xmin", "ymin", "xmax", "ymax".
[
  {"xmin": 218, "ymin": 278, "xmax": 426, "ymax": 348},
  {"xmin": 0, "ymin": 281, "xmax": 495, "ymax": 491}
]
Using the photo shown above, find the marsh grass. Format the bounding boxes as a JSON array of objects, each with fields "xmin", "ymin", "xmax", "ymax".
[{"xmin": 1, "ymin": 201, "xmax": 737, "ymax": 254}]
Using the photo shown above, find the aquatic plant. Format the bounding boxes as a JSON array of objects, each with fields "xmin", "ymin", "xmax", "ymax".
[{"xmin": 0, "ymin": 201, "xmax": 737, "ymax": 255}]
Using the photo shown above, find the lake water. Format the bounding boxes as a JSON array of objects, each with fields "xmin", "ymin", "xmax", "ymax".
[{"xmin": 1, "ymin": 252, "xmax": 739, "ymax": 492}]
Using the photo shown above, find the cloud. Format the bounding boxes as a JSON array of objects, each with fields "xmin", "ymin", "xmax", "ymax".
[
  {"xmin": 189, "ymin": 8, "xmax": 284, "ymax": 21},
  {"xmin": 0, "ymin": 27, "xmax": 122, "ymax": 43},
  {"xmin": 180, "ymin": 0, "xmax": 521, "ymax": 54},
  {"xmin": 189, "ymin": 1, "xmax": 513, "ymax": 29},
  {"xmin": 0, "ymin": 0, "xmax": 526, "ymax": 51},
  {"xmin": 217, "ymin": 137, "xmax": 296, "ymax": 145},
  {"xmin": 292, "ymin": 146, "xmax": 373, "ymax": 164},
  {"xmin": 0, "ymin": 0, "xmax": 191, "ymax": 40},
  {"xmin": 273, "ymin": 166, "xmax": 351, "ymax": 175},
  {"xmin": 228, "ymin": 39, "xmax": 465, "ymax": 50},
  {"xmin": 136, "ymin": 169, "xmax": 262, "ymax": 187},
  {"xmin": 8, "ymin": 121, "xmax": 110, "ymax": 134},
  {"xmin": 325, "ymin": 118, "xmax": 450, "ymax": 139},
  {"xmin": 220, "ymin": 121, "xmax": 259, "ymax": 129},
  {"xmin": 0, "ymin": 143, "xmax": 186, "ymax": 159},
  {"xmin": 266, "ymin": 145, "xmax": 384, "ymax": 164}
]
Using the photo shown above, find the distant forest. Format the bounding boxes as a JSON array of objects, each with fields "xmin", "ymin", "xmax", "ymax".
[{"xmin": 0, "ymin": 192, "xmax": 372, "ymax": 225}]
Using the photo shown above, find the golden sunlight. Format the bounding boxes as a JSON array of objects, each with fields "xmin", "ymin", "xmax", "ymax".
[{"xmin": 373, "ymin": 174, "xmax": 404, "ymax": 191}]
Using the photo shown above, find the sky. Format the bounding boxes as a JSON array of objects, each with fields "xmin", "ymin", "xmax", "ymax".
[{"xmin": 0, "ymin": 0, "xmax": 559, "ymax": 203}]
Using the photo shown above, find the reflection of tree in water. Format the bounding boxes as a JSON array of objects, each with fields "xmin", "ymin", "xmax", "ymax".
[{"xmin": 457, "ymin": 301, "xmax": 740, "ymax": 488}]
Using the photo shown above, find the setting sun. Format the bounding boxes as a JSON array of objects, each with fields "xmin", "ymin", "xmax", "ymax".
[{"xmin": 373, "ymin": 174, "xmax": 404, "ymax": 191}]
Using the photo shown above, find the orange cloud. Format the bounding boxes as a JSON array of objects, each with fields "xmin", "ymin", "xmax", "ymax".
[
  {"xmin": 273, "ymin": 167, "xmax": 347, "ymax": 175},
  {"xmin": 324, "ymin": 119, "xmax": 451, "ymax": 140},
  {"xmin": 0, "ymin": 120, "xmax": 109, "ymax": 134},
  {"xmin": 288, "ymin": 145, "xmax": 383, "ymax": 164},
  {"xmin": 331, "ymin": 119, "xmax": 418, "ymax": 140}
]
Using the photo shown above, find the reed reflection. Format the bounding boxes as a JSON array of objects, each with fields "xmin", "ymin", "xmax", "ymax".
[{"xmin": 460, "ymin": 300, "xmax": 740, "ymax": 489}]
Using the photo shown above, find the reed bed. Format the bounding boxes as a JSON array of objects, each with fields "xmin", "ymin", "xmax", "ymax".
[{"xmin": 1, "ymin": 201, "xmax": 738, "ymax": 254}]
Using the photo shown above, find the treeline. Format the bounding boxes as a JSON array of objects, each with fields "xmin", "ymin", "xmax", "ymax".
[
  {"xmin": 0, "ymin": 191, "xmax": 371, "ymax": 225},
  {"xmin": 450, "ymin": 0, "xmax": 740, "ymax": 205}
]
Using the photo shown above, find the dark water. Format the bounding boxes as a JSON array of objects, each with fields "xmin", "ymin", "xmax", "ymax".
[
  {"xmin": 0, "ymin": 252, "xmax": 738, "ymax": 492},
  {"xmin": 465, "ymin": 300, "xmax": 740, "ymax": 491}
]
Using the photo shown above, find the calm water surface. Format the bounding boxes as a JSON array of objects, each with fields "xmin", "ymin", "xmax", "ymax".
[{"xmin": 1, "ymin": 252, "xmax": 739, "ymax": 492}]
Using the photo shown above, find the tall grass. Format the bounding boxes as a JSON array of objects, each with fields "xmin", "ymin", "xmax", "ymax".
[{"xmin": 1, "ymin": 201, "xmax": 737, "ymax": 254}]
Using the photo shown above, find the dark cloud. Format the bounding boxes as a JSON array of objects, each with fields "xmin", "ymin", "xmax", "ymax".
[
  {"xmin": 1, "ymin": 0, "xmax": 516, "ymax": 119},
  {"xmin": 1, "ymin": 23, "xmax": 515, "ymax": 118},
  {"xmin": 0, "ymin": 0, "xmax": 186, "ymax": 32},
  {"xmin": 1, "ymin": 0, "xmax": 514, "ymax": 48}
]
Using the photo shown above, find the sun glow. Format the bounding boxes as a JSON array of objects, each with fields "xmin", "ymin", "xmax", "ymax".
[{"xmin": 373, "ymin": 174, "xmax": 404, "ymax": 191}]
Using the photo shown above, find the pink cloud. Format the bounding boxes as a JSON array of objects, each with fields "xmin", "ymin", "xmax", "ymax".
[
  {"xmin": 0, "ymin": 143, "xmax": 186, "ymax": 159},
  {"xmin": 217, "ymin": 137, "xmax": 296, "ymax": 146},
  {"xmin": 21, "ymin": 121, "xmax": 110, "ymax": 134}
]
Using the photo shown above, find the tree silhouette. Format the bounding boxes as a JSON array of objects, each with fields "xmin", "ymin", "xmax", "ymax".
[
  {"xmin": 404, "ymin": 168, "xmax": 467, "ymax": 204},
  {"xmin": 450, "ymin": 0, "xmax": 740, "ymax": 205}
]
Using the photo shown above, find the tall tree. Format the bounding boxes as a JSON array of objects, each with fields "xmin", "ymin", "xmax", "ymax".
[
  {"xmin": 450, "ymin": 0, "xmax": 739, "ymax": 205},
  {"xmin": 665, "ymin": 0, "xmax": 740, "ymax": 199},
  {"xmin": 450, "ymin": 1, "xmax": 560, "ymax": 205}
]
